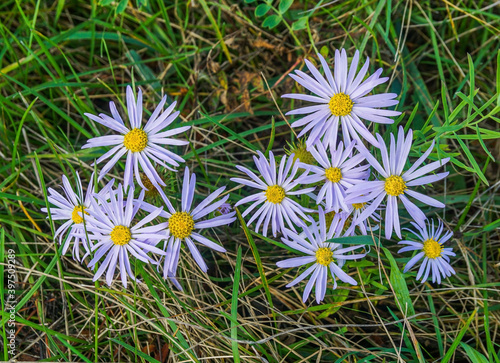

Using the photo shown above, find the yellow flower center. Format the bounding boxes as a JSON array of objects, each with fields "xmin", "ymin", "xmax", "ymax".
[
  {"xmin": 110, "ymin": 225, "xmax": 132, "ymax": 246},
  {"xmin": 316, "ymin": 247, "xmax": 334, "ymax": 266},
  {"xmin": 169, "ymin": 212, "xmax": 195, "ymax": 239},
  {"xmin": 422, "ymin": 238, "xmax": 443, "ymax": 259},
  {"xmin": 123, "ymin": 128, "xmax": 148, "ymax": 152},
  {"xmin": 325, "ymin": 167, "xmax": 342, "ymax": 183},
  {"xmin": 384, "ymin": 175, "xmax": 406, "ymax": 196},
  {"xmin": 265, "ymin": 185, "xmax": 286, "ymax": 204},
  {"xmin": 352, "ymin": 202, "xmax": 366, "ymax": 210},
  {"xmin": 71, "ymin": 205, "xmax": 89, "ymax": 224},
  {"xmin": 328, "ymin": 93, "xmax": 354, "ymax": 116}
]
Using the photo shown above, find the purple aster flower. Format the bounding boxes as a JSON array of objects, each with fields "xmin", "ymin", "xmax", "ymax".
[
  {"xmin": 276, "ymin": 208, "xmax": 367, "ymax": 304},
  {"xmin": 140, "ymin": 167, "xmax": 236, "ymax": 289},
  {"xmin": 82, "ymin": 86, "xmax": 190, "ymax": 190},
  {"xmin": 344, "ymin": 201, "xmax": 381, "ymax": 236},
  {"xmin": 346, "ymin": 126, "xmax": 449, "ymax": 240},
  {"xmin": 398, "ymin": 219, "xmax": 456, "ymax": 284},
  {"xmin": 282, "ymin": 49, "xmax": 400, "ymax": 149},
  {"xmin": 299, "ymin": 140, "xmax": 369, "ymax": 212},
  {"xmin": 230, "ymin": 151, "xmax": 315, "ymax": 237},
  {"xmin": 216, "ymin": 202, "xmax": 233, "ymax": 215},
  {"xmin": 80, "ymin": 183, "xmax": 166, "ymax": 288},
  {"xmin": 41, "ymin": 173, "xmax": 112, "ymax": 261}
]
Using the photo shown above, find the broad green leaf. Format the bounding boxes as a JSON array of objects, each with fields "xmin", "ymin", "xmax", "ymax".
[
  {"xmin": 262, "ymin": 14, "xmax": 281, "ymax": 29},
  {"xmin": 383, "ymin": 247, "xmax": 415, "ymax": 317},
  {"xmin": 117, "ymin": 0, "xmax": 128, "ymax": 13},
  {"xmin": 459, "ymin": 343, "xmax": 488, "ymax": 363},
  {"xmin": 326, "ymin": 234, "xmax": 377, "ymax": 246},
  {"xmin": 292, "ymin": 16, "xmax": 308, "ymax": 30},
  {"xmin": 279, "ymin": 0, "xmax": 293, "ymax": 13},
  {"xmin": 255, "ymin": 3, "xmax": 271, "ymax": 17}
]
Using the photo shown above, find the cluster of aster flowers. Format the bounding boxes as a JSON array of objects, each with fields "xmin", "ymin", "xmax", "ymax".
[
  {"xmin": 43, "ymin": 86, "xmax": 235, "ymax": 288},
  {"xmin": 232, "ymin": 49, "xmax": 456, "ymax": 303},
  {"xmin": 43, "ymin": 49, "xmax": 458, "ymax": 304}
]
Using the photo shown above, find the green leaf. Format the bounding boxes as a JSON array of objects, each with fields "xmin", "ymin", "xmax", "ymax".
[
  {"xmin": 235, "ymin": 209, "xmax": 275, "ymax": 319},
  {"xmin": 244, "ymin": 0, "xmax": 257, "ymax": 3},
  {"xmin": 459, "ymin": 343, "xmax": 489, "ymax": 363},
  {"xmin": 231, "ymin": 247, "xmax": 242, "ymax": 362},
  {"xmin": 109, "ymin": 338, "xmax": 161, "ymax": 363},
  {"xmin": 454, "ymin": 134, "xmax": 489, "ymax": 186},
  {"xmin": 262, "ymin": 14, "xmax": 281, "ymax": 29},
  {"xmin": 255, "ymin": 4, "xmax": 271, "ymax": 17},
  {"xmin": 326, "ymin": 234, "xmax": 377, "ymax": 246},
  {"xmin": 117, "ymin": 0, "xmax": 128, "ymax": 13},
  {"xmin": 442, "ymin": 309, "xmax": 478, "ymax": 363},
  {"xmin": 383, "ymin": 248, "xmax": 415, "ymax": 317},
  {"xmin": 320, "ymin": 45, "xmax": 329, "ymax": 58},
  {"xmin": 292, "ymin": 16, "xmax": 308, "ymax": 30},
  {"xmin": 264, "ymin": 117, "xmax": 275, "ymax": 158},
  {"xmin": 278, "ymin": 0, "xmax": 293, "ymax": 13},
  {"xmin": 317, "ymin": 289, "xmax": 349, "ymax": 318}
]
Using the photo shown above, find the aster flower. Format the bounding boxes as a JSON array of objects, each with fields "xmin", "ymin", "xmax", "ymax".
[
  {"xmin": 346, "ymin": 126, "xmax": 449, "ymax": 239},
  {"xmin": 398, "ymin": 219, "xmax": 456, "ymax": 284},
  {"xmin": 231, "ymin": 151, "xmax": 315, "ymax": 237},
  {"xmin": 276, "ymin": 208, "xmax": 367, "ymax": 304},
  {"xmin": 82, "ymin": 86, "xmax": 190, "ymax": 190},
  {"xmin": 299, "ymin": 140, "xmax": 369, "ymax": 212},
  {"xmin": 344, "ymin": 201, "xmax": 380, "ymax": 236},
  {"xmin": 216, "ymin": 202, "xmax": 233, "ymax": 216},
  {"xmin": 81, "ymin": 183, "xmax": 166, "ymax": 287},
  {"xmin": 323, "ymin": 205, "xmax": 380, "ymax": 237},
  {"xmin": 283, "ymin": 49, "xmax": 400, "ymax": 148},
  {"xmin": 140, "ymin": 167, "xmax": 236, "ymax": 289},
  {"xmin": 41, "ymin": 173, "xmax": 110, "ymax": 261}
]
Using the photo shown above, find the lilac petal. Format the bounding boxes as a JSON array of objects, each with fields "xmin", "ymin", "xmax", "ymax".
[
  {"xmin": 286, "ymin": 263, "xmax": 316, "ymax": 288},
  {"xmin": 406, "ymin": 172, "xmax": 449, "ymax": 187},
  {"xmin": 185, "ymin": 238, "xmax": 208, "ymax": 272},
  {"xmin": 302, "ymin": 266, "xmax": 321, "ymax": 303},
  {"xmin": 191, "ymin": 233, "xmax": 226, "ymax": 253},
  {"xmin": 403, "ymin": 252, "xmax": 425, "ymax": 273},
  {"xmin": 277, "ymin": 256, "xmax": 316, "ymax": 268},
  {"xmin": 329, "ymin": 263, "xmax": 357, "ymax": 285},
  {"xmin": 405, "ymin": 190, "xmax": 445, "ymax": 208}
]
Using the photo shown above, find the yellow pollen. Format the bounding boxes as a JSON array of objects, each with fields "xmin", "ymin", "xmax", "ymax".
[
  {"xmin": 328, "ymin": 93, "xmax": 354, "ymax": 116},
  {"xmin": 123, "ymin": 128, "xmax": 148, "ymax": 152},
  {"xmin": 422, "ymin": 238, "xmax": 443, "ymax": 259},
  {"xmin": 71, "ymin": 205, "xmax": 89, "ymax": 224},
  {"xmin": 110, "ymin": 225, "xmax": 132, "ymax": 246},
  {"xmin": 385, "ymin": 175, "xmax": 407, "ymax": 196},
  {"xmin": 265, "ymin": 185, "xmax": 286, "ymax": 204},
  {"xmin": 316, "ymin": 247, "xmax": 334, "ymax": 266},
  {"xmin": 352, "ymin": 202, "xmax": 366, "ymax": 210},
  {"xmin": 169, "ymin": 212, "xmax": 195, "ymax": 239},
  {"xmin": 325, "ymin": 167, "xmax": 342, "ymax": 183}
]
